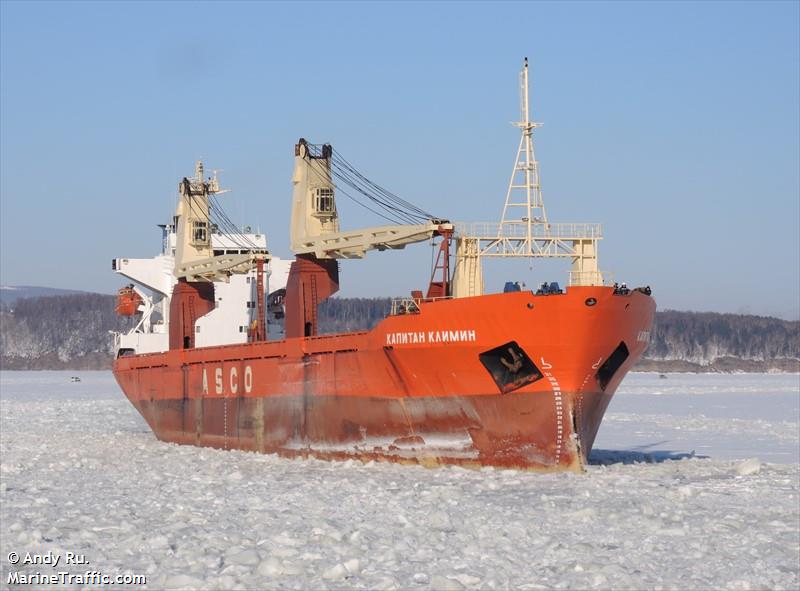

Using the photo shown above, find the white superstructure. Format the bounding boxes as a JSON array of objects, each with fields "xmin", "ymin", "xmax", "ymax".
[{"xmin": 112, "ymin": 165, "xmax": 292, "ymax": 356}]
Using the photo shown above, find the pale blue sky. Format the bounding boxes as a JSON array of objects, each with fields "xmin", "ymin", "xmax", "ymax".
[{"xmin": 1, "ymin": 1, "xmax": 798, "ymax": 319}]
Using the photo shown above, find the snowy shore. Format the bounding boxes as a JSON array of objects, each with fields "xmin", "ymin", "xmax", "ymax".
[{"xmin": 1, "ymin": 372, "xmax": 798, "ymax": 590}]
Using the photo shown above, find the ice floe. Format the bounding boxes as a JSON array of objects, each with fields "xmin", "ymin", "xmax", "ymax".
[{"xmin": 0, "ymin": 371, "xmax": 797, "ymax": 590}]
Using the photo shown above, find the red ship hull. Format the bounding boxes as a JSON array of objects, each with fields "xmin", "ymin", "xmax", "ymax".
[{"xmin": 113, "ymin": 287, "xmax": 655, "ymax": 471}]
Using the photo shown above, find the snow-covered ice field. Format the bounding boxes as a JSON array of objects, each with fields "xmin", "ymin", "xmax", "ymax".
[{"xmin": 1, "ymin": 371, "xmax": 798, "ymax": 590}]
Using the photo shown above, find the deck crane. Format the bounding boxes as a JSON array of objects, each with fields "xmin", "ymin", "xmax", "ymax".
[
  {"xmin": 173, "ymin": 161, "xmax": 270, "ymax": 283},
  {"xmin": 285, "ymin": 139, "xmax": 453, "ymax": 338},
  {"xmin": 171, "ymin": 161, "xmax": 271, "ymax": 344},
  {"xmin": 451, "ymin": 58, "xmax": 607, "ymax": 298}
]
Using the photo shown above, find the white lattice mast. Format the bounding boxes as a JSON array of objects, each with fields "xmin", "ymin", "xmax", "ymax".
[
  {"xmin": 498, "ymin": 58, "xmax": 547, "ymax": 252},
  {"xmin": 451, "ymin": 58, "xmax": 605, "ymax": 298}
]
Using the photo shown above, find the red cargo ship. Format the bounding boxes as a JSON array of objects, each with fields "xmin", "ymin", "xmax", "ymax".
[{"xmin": 112, "ymin": 60, "xmax": 655, "ymax": 471}]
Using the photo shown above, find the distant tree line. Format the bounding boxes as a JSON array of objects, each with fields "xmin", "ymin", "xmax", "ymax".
[
  {"xmin": 647, "ymin": 309, "xmax": 798, "ymax": 363},
  {"xmin": 0, "ymin": 294, "xmax": 133, "ymax": 369},
  {"xmin": 1, "ymin": 293, "xmax": 797, "ymax": 370}
]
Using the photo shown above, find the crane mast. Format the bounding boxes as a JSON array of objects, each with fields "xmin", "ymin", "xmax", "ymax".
[
  {"xmin": 290, "ymin": 139, "xmax": 451, "ymax": 259},
  {"xmin": 174, "ymin": 161, "xmax": 269, "ymax": 282},
  {"xmin": 285, "ymin": 139, "xmax": 452, "ymax": 339}
]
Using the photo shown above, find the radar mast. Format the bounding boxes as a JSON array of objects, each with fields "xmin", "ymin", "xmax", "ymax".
[{"xmin": 452, "ymin": 59, "xmax": 606, "ymax": 298}]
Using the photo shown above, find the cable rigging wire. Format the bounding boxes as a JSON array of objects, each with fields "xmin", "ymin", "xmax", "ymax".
[
  {"xmin": 331, "ymin": 148, "xmax": 436, "ymax": 221},
  {"xmin": 304, "ymin": 142, "xmax": 442, "ymax": 226},
  {"xmin": 209, "ymin": 195, "xmax": 261, "ymax": 250},
  {"xmin": 329, "ymin": 165, "xmax": 422, "ymax": 224},
  {"xmin": 305, "ymin": 161, "xmax": 408, "ymax": 225},
  {"xmin": 180, "ymin": 177, "xmax": 262, "ymax": 251},
  {"xmin": 308, "ymin": 159, "xmax": 418, "ymax": 225}
]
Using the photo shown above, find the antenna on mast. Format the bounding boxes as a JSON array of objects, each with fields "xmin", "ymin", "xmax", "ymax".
[
  {"xmin": 209, "ymin": 169, "xmax": 231, "ymax": 195},
  {"xmin": 498, "ymin": 57, "xmax": 547, "ymax": 248}
]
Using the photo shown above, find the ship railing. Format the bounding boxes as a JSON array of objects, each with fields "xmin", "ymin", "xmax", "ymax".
[
  {"xmin": 453, "ymin": 222, "xmax": 602, "ymax": 240},
  {"xmin": 390, "ymin": 295, "xmax": 452, "ymax": 315},
  {"xmin": 567, "ymin": 270, "xmax": 615, "ymax": 286}
]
